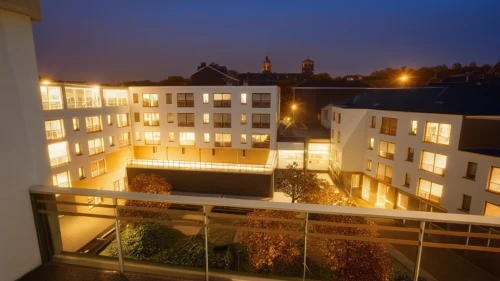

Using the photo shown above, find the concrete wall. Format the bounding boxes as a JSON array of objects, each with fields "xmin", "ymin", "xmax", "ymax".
[{"xmin": 0, "ymin": 8, "xmax": 51, "ymax": 281}]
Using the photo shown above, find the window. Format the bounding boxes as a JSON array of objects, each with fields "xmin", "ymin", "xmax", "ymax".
[
  {"xmin": 487, "ymin": 167, "xmax": 500, "ymax": 194},
  {"xmin": 45, "ymin": 120, "xmax": 65, "ymax": 140},
  {"xmin": 368, "ymin": 138, "xmax": 374, "ymax": 149},
  {"xmin": 331, "ymin": 129, "xmax": 335, "ymax": 141},
  {"xmin": 135, "ymin": 131, "xmax": 141, "ymax": 141},
  {"xmin": 252, "ymin": 134, "xmax": 270, "ymax": 148},
  {"xmin": 145, "ymin": 132, "xmax": 161, "ymax": 145},
  {"xmin": 252, "ymin": 114, "xmax": 270, "ymax": 128},
  {"xmin": 166, "ymin": 93, "xmax": 172, "ymax": 104},
  {"xmin": 203, "ymin": 93, "xmax": 209, "ymax": 104},
  {"xmin": 242, "ymin": 150, "xmax": 246, "ymax": 158},
  {"xmin": 214, "ymin": 113, "xmax": 231, "ymax": 128},
  {"xmin": 378, "ymin": 141, "xmax": 395, "ymax": 160},
  {"xmin": 167, "ymin": 113, "xmax": 174, "ymax": 123},
  {"xmin": 203, "ymin": 113, "xmax": 209, "ymax": 124},
  {"xmin": 252, "ymin": 93, "xmax": 271, "ymax": 108},
  {"xmin": 241, "ymin": 134, "xmax": 247, "ymax": 144},
  {"xmin": 103, "ymin": 89, "xmax": 128, "ymax": 106},
  {"xmin": 404, "ymin": 173, "xmax": 411, "ymax": 187},
  {"xmin": 117, "ymin": 113, "xmax": 129, "ymax": 127},
  {"xmin": 78, "ymin": 167, "xmax": 85, "ymax": 179},
  {"xmin": 72, "ymin": 118, "xmax": 80, "ymax": 131},
  {"xmin": 484, "ymin": 202, "xmax": 500, "ymax": 216},
  {"xmin": 380, "ymin": 117, "xmax": 397, "ymax": 136},
  {"xmin": 337, "ymin": 113, "xmax": 341, "ymax": 124},
  {"xmin": 214, "ymin": 93, "xmax": 231, "ymax": 107},
  {"xmin": 410, "ymin": 120, "xmax": 418, "ymax": 135},
  {"xmin": 48, "ymin": 141, "xmax": 70, "ymax": 167},
  {"xmin": 376, "ymin": 163, "xmax": 393, "ymax": 184},
  {"xmin": 465, "ymin": 162, "xmax": 477, "ymax": 180},
  {"xmin": 337, "ymin": 131, "xmax": 341, "ymax": 143},
  {"xmin": 420, "ymin": 151, "xmax": 447, "ymax": 175},
  {"xmin": 215, "ymin": 133, "xmax": 231, "ymax": 147},
  {"xmin": 107, "ymin": 115, "xmax": 113, "ymax": 125},
  {"xmin": 40, "ymin": 86, "xmax": 63, "ymax": 110},
  {"xmin": 181, "ymin": 147, "xmax": 185, "ymax": 154},
  {"xmin": 142, "ymin": 93, "xmax": 158, "ymax": 107},
  {"xmin": 407, "ymin": 147, "xmax": 414, "ymax": 162},
  {"xmin": 397, "ymin": 193, "xmax": 409, "ymax": 210},
  {"xmin": 417, "ymin": 178, "xmax": 443, "ymax": 204},
  {"xmin": 366, "ymin": 159, "xmax": 372, "ymax": 171},
  {"xmin": 143, "ymin": 113, "xmax": 160, "ymax": 126},
  {"xmin": 179, "ymin": 132, "xmax": 195, "ymax": 146},
  {"xmin": 168, "ymin": 132, "xmax": 174, "ymax": 142},
  {"xmin": 134, "ymin": 112, "xmax": 140, "ymax": 122},
  {"xmin": 52, "ymin": 171, "xmax": 71, "ymax": 187},
  {"xmin": 424, "ymin": 122, "xmax": 451, "ymax": 145},
  {"xmin": 352, "ymin": 174, "xmax": 360, "ymax": 188},
  {"xmin": 332, "ymin": 112, "xmax": 336, "ymax": 121},
  {"xmin": 109, "ymin": 136, "xmax": 115, "ymax": 147},
  {"xmin": 88, "ymin": 138, "xmax": 105, "ymax": 156},
  {"xmin": 90, "ymin": 159, "xmax": 106, "ymax": 177},
  {"xmin": 177, "ymin": 93, "xmax": 194, "ymax": 107},
  {"xmin": 65, "ymin": 87, "xmax": 101, "ymax": 109},
  {"xmin": 204, "ymin": 133, "xmax": 210, "ymax": 143},
  {"xmin": 241, "ymin": 114, "xmax": 247, "ymax": 125},
  {"xmin": 178, "ymin": 113, "xmax": 195, "ymax": 127},
  {"xmin": 461, "ymin": 195, "xmax": 472, "ymax": 212},
  {"xmin": 119, "ymin": 132, "xmax": 131, "ymax": 147},
  {"xmin": 75, "ymin": 143, "xmax": 82, "ymax": 156},
  {"xmin": 371, "ymin": 116, "xmax": 376, "ymax": 128},
  {"xmin": 241, "ymin": 93, "xmax": 247, "ymax": 104},
  {"xmin": 153, "ymin": 146, "xmax": 158, "ymax": 154},
  {"xmin": 85, "ymin": 116, "xmax": 102, "ymax": 133},
  {"xmin": 133, "ymin": 93, "xmax": 138, "ymax": 103}
]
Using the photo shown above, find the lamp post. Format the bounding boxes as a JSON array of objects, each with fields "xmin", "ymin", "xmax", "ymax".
[{"xmin": 292, "ymin": 104, "xmax": 296, "ymax": 123}]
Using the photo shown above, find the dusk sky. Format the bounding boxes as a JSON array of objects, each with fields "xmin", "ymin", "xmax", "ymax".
[{"xmin": 34, "ymin": 0, "xmax": 500, "ymax": 83}]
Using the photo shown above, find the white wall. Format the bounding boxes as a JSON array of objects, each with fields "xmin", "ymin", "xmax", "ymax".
[{"xmin": 0, "ymin": 9, "xmax": 51, "ymax": 281}]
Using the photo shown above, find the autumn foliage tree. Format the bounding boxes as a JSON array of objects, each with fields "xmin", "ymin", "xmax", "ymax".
[
  {"xmin": 121, "ymin": 174, "xmax": 172, "ymax": 219},
  {"xmin": 278, "ymin": 162, "xmax": 329, "ymax": 203}
]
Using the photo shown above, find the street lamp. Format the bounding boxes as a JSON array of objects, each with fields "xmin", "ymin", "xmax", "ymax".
[
  {"xmin": 400, "ymin": 75, "xmax": 408, "ymax": 87},
  {"xmin": 292, "ymin": 104, "xmax": 297, "ymax": 123}
]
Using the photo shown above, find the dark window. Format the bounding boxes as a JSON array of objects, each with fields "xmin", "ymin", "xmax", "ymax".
[
  {"xmin": 134, "ymin": 112, "xmax": 140, "ymax": 122},
  {"xmin": 214, "ymin": 113, "xmax": 231, "ymax": 128},
  {"xmin": 252, "ymin": 93, "xmax": 271, "ymax": 108},
  {"xmin": 178, "ymin": 113, "xmax": 195, "ymax": 127},
  {"xmin": 407, "ymin": 147, "xmax": 414, "ymax": 162},
  {"xmin": 338, "ymin": 113, "xmax": 341, "ymax": 124},
  {"xmin": 466, "ymin": 162, "xmax": 477, "ymax": 180},
  {"xmin": 133, "ymin": 93, "xmax": 138, "ymax": 103},
  {"xmin": 371, "ymin": 116, "xmax": 376, "ymax": 128},
  {"xmin": 214, "ymin": 93, "xmax": 231, "ymax": 107},
  {"xmin": 461, "ymin": 195, "xmax": 472, "ymax": 212},
  {"xmin": 252, "ymin": 114, "xmax": 270, "ymax": 128},
  {"xmin": 381, "ymin": 117, "xmax": 398, "ymax": 136},
  {"xmin": 166, "ymin": 93, "xmax": 172, "ymax": 104},
  {"xmin": 404, "ymin": 173, "xmax": 411, "ymax": 187},
  {"xmin": 177, "ymin": 93, "xmax": 194, "ymax": 107}
]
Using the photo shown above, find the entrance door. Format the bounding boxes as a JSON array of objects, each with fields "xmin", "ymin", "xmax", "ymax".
[
  {"xmin": 376, "ymin": 182, "xmax": 387, "ymax": 207},
  {"xmin": 362, "ymin": 176, "xmax": 370, "ymax": 201}
]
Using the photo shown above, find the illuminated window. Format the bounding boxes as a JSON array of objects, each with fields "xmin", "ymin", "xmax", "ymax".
[
  {"xmin": 461, "ymin": 195, "xmax": 471, "ymax": 212},
  {"xmin": 487, "ymin": 167, "xmax": 500, "ymax": 194},
  {"xmin": 410, "ymin": 120, "xmax": 418, "ymax": 135},
  {"xmin": 368, "ymin": 138, "xmax": 374, "ymax": 149},
  {"xmin": 214, "ymin": 93, "xmax": 231, "ymax": 107},
  {"xmin": 168, "ymin": 132, "xmax": 174, "ymax": 142},
  {"xmin": 75, "ymin": 143, "xmax": 82, "ymax": 156},
  {"xmin": 376, "ymin": 163, "xmax": 393, "ymax": 184},
  {"xmin": 109, "ymin": 136, "xmax": 115, "ymax": 147},
  {"xmin": 103, "ymin": 89, "xmax": 128, "ymax": 106},
  {"xmin": 203, "ymin": 113, "xmax": 209, "ymax": 124},
  {"xmin": 204, "ymin": 133, "xmax": 210, "ymax": 143},
  {"xmin": 119, "ymin": 132, "xmax": 131, "ymax": 147},
  {"xmin": 178, "ymin": 113, "xmax": 194, "ymax": 127},
  {"xmin": 52, "ymin": 171, "xmax": 71, "ymax": 188},
  {"xmin": 252, "ymin": 114, "xmax": 270, "ymax": 128},
  {"xmin": 215, "ymin": 133, "xmax": 231, "ymax": 147},
  {"xmin": 214, "ymin": 113, "xmax": 231, "ymax": 128},
  {"xmin": 48, "ymin": 141, "xmax": 70, "ymax": 167},
  {"xmin": 72, "ymin": 118, "xmax": 80, "ymax": 131},
  {"xmin": 241, "ymin": 114, "xmax": 247, "ymax": 125},
  {"xmin": 78, "ymin": 167, "xmax": 85, "ymax": 179},
  {"xmin": 352, "ymin": 174, "xmax": 360, "ymax": 188},
  {"xmin": 241, "ymin": 134, "xmax": 247, "ymax": 144},
  {"xmin": 167, "ymin": 113, "xmax": 174, "ymax": 123},
  {"xmin": 145, "ymin": 132, "xmax": 161, "ymax": 145},
  {"xmin": 380, "ymin": 117, "xmax": 397, "ymax": 136},
  {"xmin": 85, "ymin": 116, "xmax": 102, "ymax": 133},
  {"xmin": 135, "ymin": 131, "xmax": 141, "ymax": 141},
  {"xmin": 177, "ymin": 93, "xmax": 194, "ymax": 107},
  {"xmin": 241, "ymin": 93, "xmax": 247, "ymax": 104},
  {"xmin": 251, "ymin": 134, "xmax": 270, "ymax": 148},
  {"xmin": 45, "ymin": 119, "xmax": 65, "ymax": 140},
  {"xmin": 417, "ymin": 178, "xmax": 443, "ymax": 204},
  {"xmin": 252, "ymin": 93, "xmax": 270, "ymax": 108},
  {"xmin": 420, "ymin": 151, "xmax": 447, "ymax": 175},
  {"xmin": 88, "ymin": 138, "xmax": 105, "ymax": 156},
  {"xmin": 66, "ymin": 87, "xmax": 101, "ymax": 109},
  {"xmin": 465, "ymin": 162, "xmax": 477, "ymax": 180},
  {"xmin": 142, "ymin": 93, "xmax": 158, "ymax": 107},
  {"xmin": 378, "ymin": 141, "xmax": 395, "ymax": 160},
  {"xmin": 397, "ymin": 193, "xmax": 408, "ymax": 210},
  {"xmin": 117, "ymin": 113, "xmax": 129, "ymax": 127},
  {"xmin": 371, "ymin": 116, "xmax": 376, "ymax": 128},
  {"xmin": 366, "ymin": 159, "xmax": 372, "ymax": 171},
  {"xmin": 179, "ymin": 132, "xmax": 195, "ymax": 146},
  {"xmin": 40, "ymin": 86, "xmax": 63, "ymax": 110},
  {"xmin": 424, "ymin": 122, "xmax": 451, "ymax": 145},
  {"xmin": 484, "ymin": 202, "xmax": 500, "ymax": 216},
  {"xmin": 203, "ymin": 93, "xmax": 209, "ymax": 104},
  {"xmin": 90, "ymin": 159, "xmax": 106, "ymax": 177},
  {"xmin": 144, "ymin": 113, "xmax": 160, "ymax": 126},
  {"xmin": 166, "ymin": 93, "xmax": 172, "ymax": 104},
  {"xmin": 107, "ymin": 115, "xmax": 112, "ymax": 125}
]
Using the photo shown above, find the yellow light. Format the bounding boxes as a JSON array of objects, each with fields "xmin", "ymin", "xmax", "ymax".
[
  {"xmin": 93, "ymin": 85, "xmax": 100, "ymax": 89},
  {"xmin": 400, "ymin": 75, "xmax": 408, "ymax": 81},
  {"xmin": 292, "ymin": 104, "xmax": 296, "ymax": 110},
  {"xmin": 41, "ymin": 80, "xmax": 50, "ymax": 85}
]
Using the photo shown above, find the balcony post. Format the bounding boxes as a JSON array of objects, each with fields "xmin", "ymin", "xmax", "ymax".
[
  {"xmin": 413, "ymin": 220, "xmax": 426, "ymax": 281},
  {"xmin": 113, "ymin": 198, "xmax": 124, "ymax": 274},
  {"xmin": 465, "ymin": 224, "xmax": 472, "ymax": 246},
  {"xmin": 303, "ymin": 212, "xmax": 309, "ymax": 281},
  {"xmin": 203, "ymin": 205, "xmax": 209, "ymax": 281}
]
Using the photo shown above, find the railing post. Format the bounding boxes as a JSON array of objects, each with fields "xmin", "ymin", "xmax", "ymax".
[
  {"xmin": 203, "ymin": 205, "xmax": 209, "ymax": 281},
  {"xmin": 487, "ymin": 228, "xmax": 492, "ymax": 248},
  {"xmin": 413, "ymin": 220, "xmax": 425, "ymax": 281},
  {"xmin": 303, "ymin": 212, "xmax": 309, "ymax": 281},
  {"xmin": 113, "ymin": 198, "xmax": 124, "ymax": 274},
  {"xmin": 465, "ymin": 224, "xmax": 472, "ymax": 246}
]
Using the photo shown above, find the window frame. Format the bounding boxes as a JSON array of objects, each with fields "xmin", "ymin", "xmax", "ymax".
[
  {"xmin": 214, "ymin": 93, "xmax": 231, "ymax": 108},
  {"xmin": 380, "ymin": 117, "xmax": 398, "ymax": 136},
  {"xmin": 178, "ymin": 113, "xmax": 195, "ymax": 127},
  {"xmin": 142, "ymin": 93, "xmax": 159, "ymax": 107},
  {"xmin": 214, "ymin": 113, "xmax": 231, "ymax": 128},
  {"xmin": 252, "ymin": 93, "xmax": 271, "ymax": 108},
  {"xmin": 177, "ymin": 93, "xmax": 194, "ymax": 107},
  {"xmin": 252, "ymin": 114, "xmax": 270, "ymax": 128}
]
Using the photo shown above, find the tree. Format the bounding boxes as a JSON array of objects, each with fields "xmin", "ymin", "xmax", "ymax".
[
  {"xmin": 158, "ymin": 76, "xmax": 189, "ymax": 86},
  {"xmin": 468, "ymin": 61, "xmax": 478, "ymax": 69},
  {"xmin": 278, "ymin": 162, "xmax": 328, "ymax": 203},
  {"xmin": 122, "ymin": 174, "xmax": 172, "ymax": 219},
  {"xmin": 494, "ymin": 62, "xmax": 500, "ymax": 74},
  {"xmin": 311, "ymin": 73, "xmax": 334, "ymax": 81},
  {"xmin": 452, "ymin": 62, "xmax": 462, "ymax": 70}
]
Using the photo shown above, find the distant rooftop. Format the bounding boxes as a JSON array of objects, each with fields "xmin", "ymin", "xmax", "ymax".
[
  {"xmin": 295, "ymin": 79, "xmax": 374, "ymax": 88},
  {"xmin": 278, "ymin": 122, "xmax": 330, "ymax": 142}
]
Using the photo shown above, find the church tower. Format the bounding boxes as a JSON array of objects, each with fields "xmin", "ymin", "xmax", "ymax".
[
  {"xmin": 262, "ymin": 54, "xmax": 271, "ymax": 73},
  {"xmin": 302, "ymin": 57, "xmax": 314, "ymax": 75}
]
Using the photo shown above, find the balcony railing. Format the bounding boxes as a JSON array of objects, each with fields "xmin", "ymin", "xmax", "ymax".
[
  {"xmin": 420, "ymin": 163, "xmax": 446, "ymax": 175},
  {"xmin": 118, "ymin": 139, "xmax": 131, "ymax": 148},
  {"xmin": 50, "ymin": 155, "xmax": 69, "ymax": 167},
  {"xmin": 42, "ymin": 102, "xmax": 63, "ymax": 111},
  {"xmin": 29, "ymin": 185, "xmax": 500, "ymax": 281},
  {"xmin": 89, "ymin": 146, "xmax": 105, "ymax": 156},
  {"xmin": 46, "ymin": 130, "xmax": 65, "ymax": 140},
  {"xmin": 86, "ymin": 125, "xmax": 103, "ymax": 133}
]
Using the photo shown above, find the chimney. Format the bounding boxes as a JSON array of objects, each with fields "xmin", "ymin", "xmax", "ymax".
[{"xmin": 198, "ymin": 62, "xmax": 207, "ymax": 70}]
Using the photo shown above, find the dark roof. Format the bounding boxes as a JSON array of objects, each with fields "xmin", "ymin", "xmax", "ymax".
[
  {"xmin": 340, "ymin": 84, "xmax": 500, "ymax": 115},
  {"xmin": 295, "ymin": 79, "xmax": 374, "ymax": 88},
  {"xmin": 189, "ymin": 65, "xmax": 239, "ymax": 86},
  {"xmin": 302, "ymin": 58, "xmax": 314, "ymax": 63},
  {"xmin": 461, "ymin": 148, "xmax": 500, "ymax": 158}
]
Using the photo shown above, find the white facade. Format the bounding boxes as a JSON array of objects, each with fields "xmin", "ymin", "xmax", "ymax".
[{"xmin": 322, "ymin": 104, "xmax": 500, "ymax": 216}]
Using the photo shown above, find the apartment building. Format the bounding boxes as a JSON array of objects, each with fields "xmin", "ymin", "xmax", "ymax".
[{"xmin": 321, "ymin": 85, "xmax": 500, "ymax": 216}]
